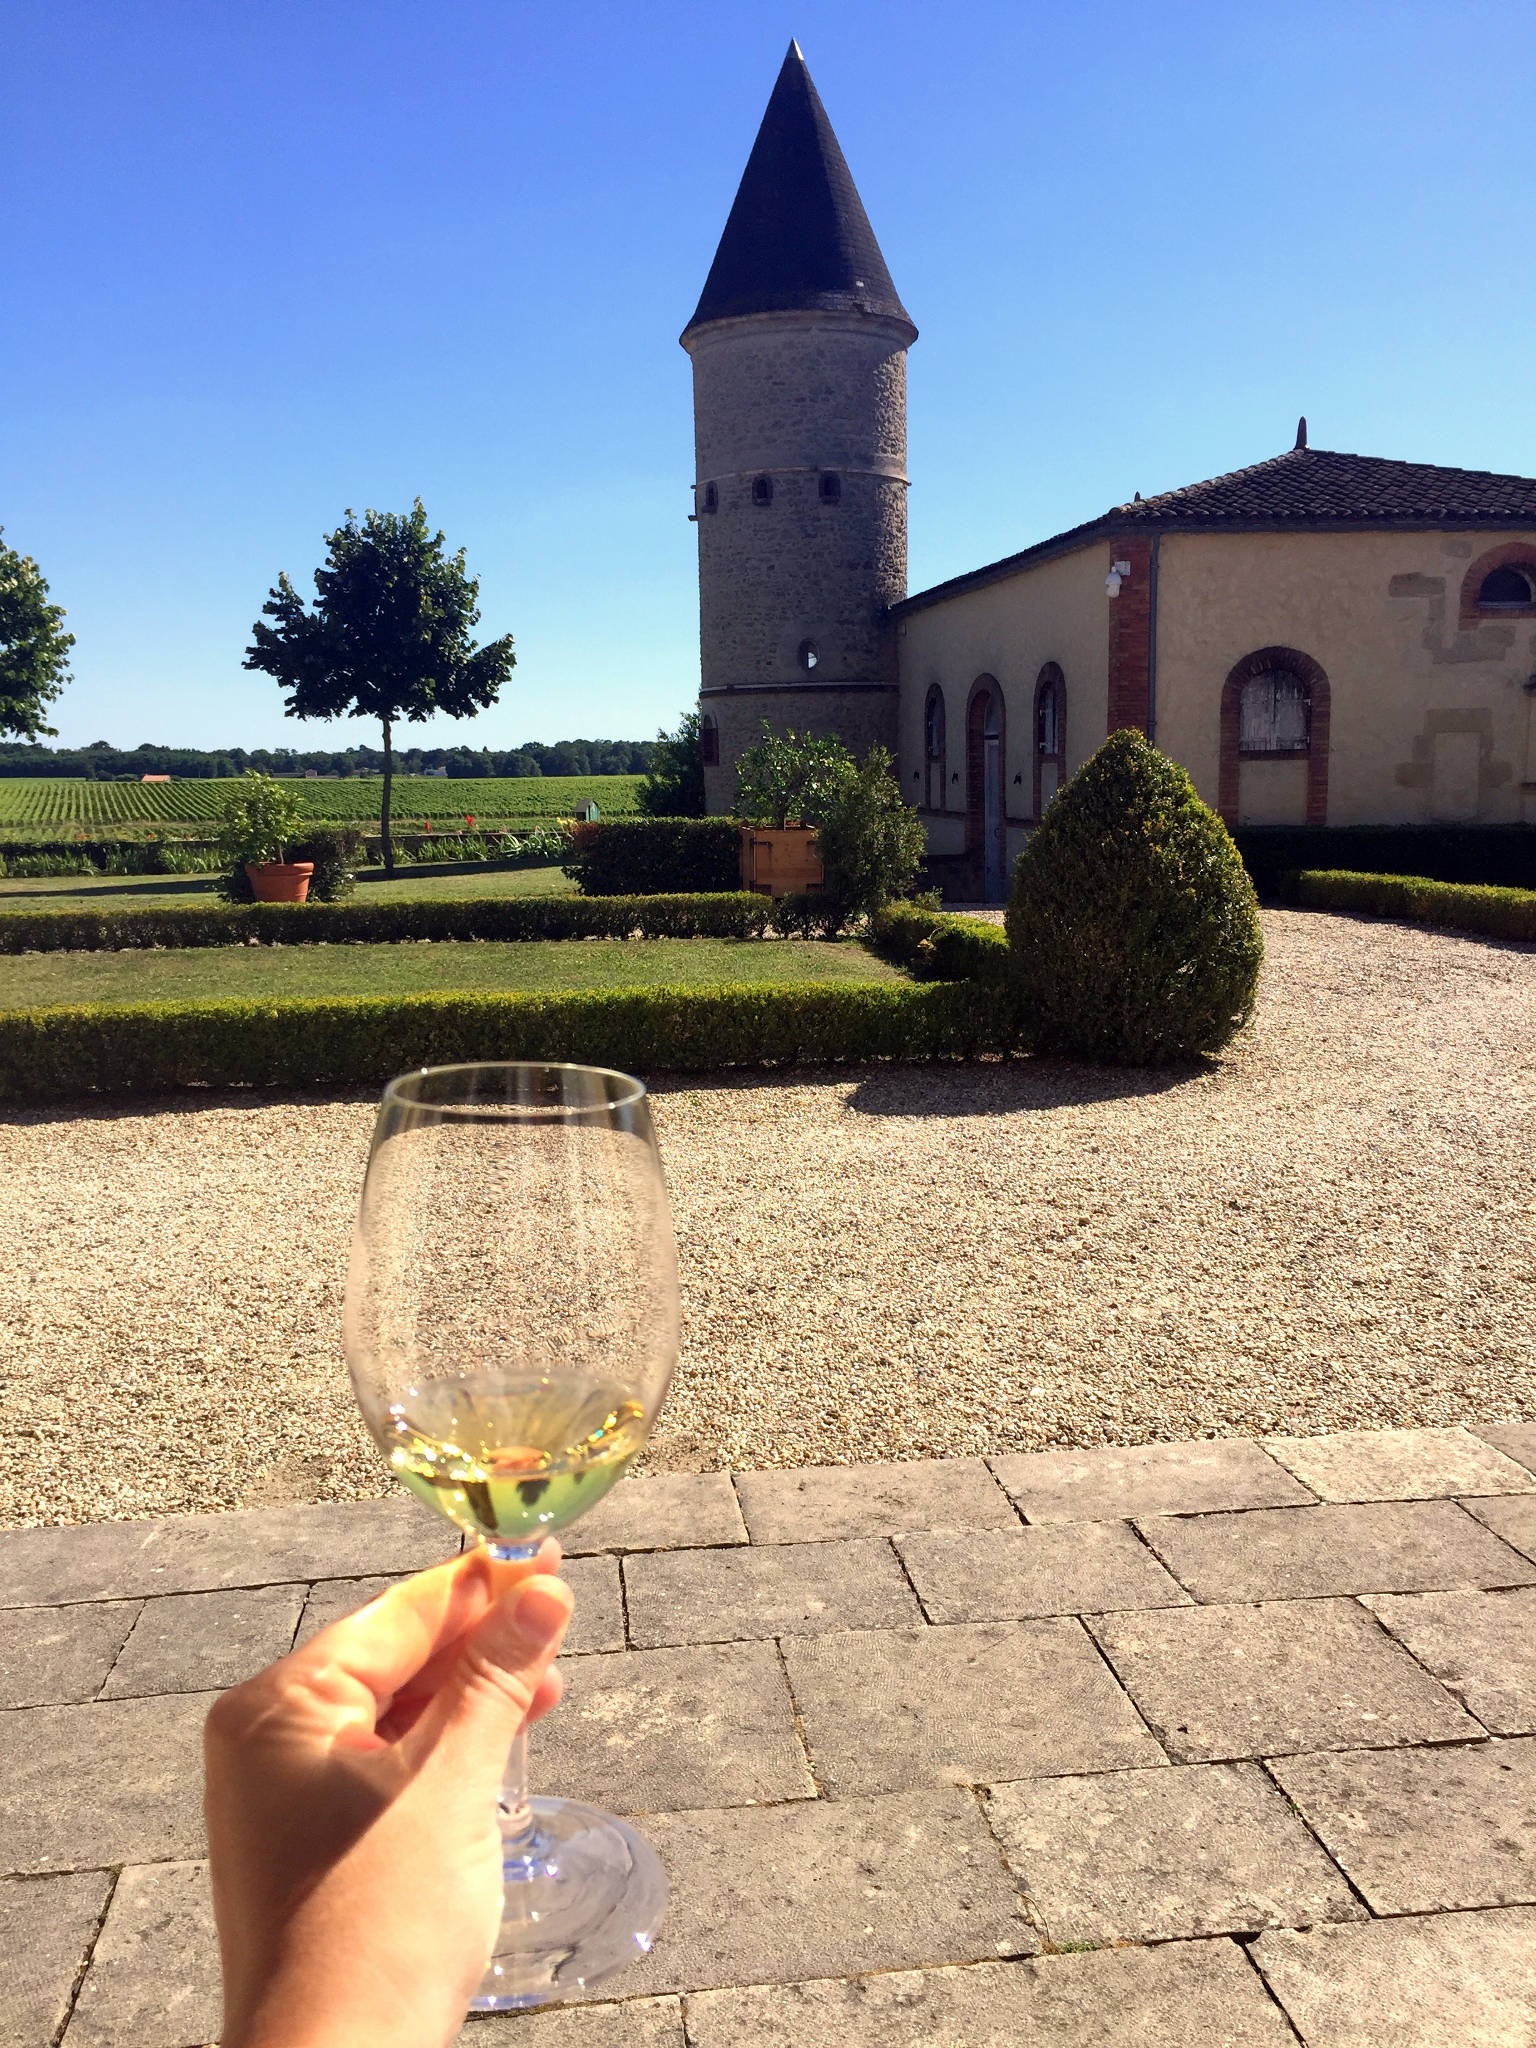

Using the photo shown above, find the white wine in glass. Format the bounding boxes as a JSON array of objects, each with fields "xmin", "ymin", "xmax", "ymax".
[{"xmin": 344, "ymin": 1062, "xmax": 679, "ymax": 2010}]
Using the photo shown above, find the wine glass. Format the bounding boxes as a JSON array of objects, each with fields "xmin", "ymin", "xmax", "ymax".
[{"xmin": 343, "ymin": 1061, "xmax": 679, "ymax": 2010}]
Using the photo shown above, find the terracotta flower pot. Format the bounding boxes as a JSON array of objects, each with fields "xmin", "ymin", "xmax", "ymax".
[{"xmin": 245, "ymin": 861, "xmax": 315, "ymax": 904}]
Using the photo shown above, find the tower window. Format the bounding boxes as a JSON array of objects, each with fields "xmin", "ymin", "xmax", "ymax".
[
  {"xmin": 798, "ymin": 640, "xmax": 819, "ymax": 671},
  {"xmin": 702, "ymin": 481, "xmax": 718, "ymax": 514},
  {"xmin": 1479, "ymin": 564, "xmax": 1535, "ymax": 607},
  {"xmin": 752, "ymin": 475, "xmax": 774, "ymax": 507},
  {"xmin": 818, "ymin": 472, "xmax": 842, "ymax": 504},
  {"xmin": 700, "ymin": 714, "xmax": 719, "ymax": 766}
]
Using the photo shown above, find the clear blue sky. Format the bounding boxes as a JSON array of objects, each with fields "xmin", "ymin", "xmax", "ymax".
[{"xmin": 4, "ymin": 0, "xmax": 1532, "ymax": 752}]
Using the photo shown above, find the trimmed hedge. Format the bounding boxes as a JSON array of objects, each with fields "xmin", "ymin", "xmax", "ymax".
[
  {"xmin": 0, "ymin": 892, "xmax": 777, "ymax": 955},
  {"xmin": 866, "ymin": 903, "xmax": 1010, "ymax": 982},
  {"xmin": 1294, "ymin": 870, "xmax": 1536, "ymax": 942},
  {"xmin": 1237, "ymin": 824, "xmax": 1536, "ymax": 898},
  {"xmin": 0, "ymin": 981, "xmax": 1014, "ymax": 1105},
  {"xmin": 565, "ymin": 818, "xmax": 740, "ymax": 895}
]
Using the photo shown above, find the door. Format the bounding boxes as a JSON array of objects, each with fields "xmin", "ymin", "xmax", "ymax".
[{"xmin": 983, "ymin": 694, "xmax": 1004, "ymax": 901}]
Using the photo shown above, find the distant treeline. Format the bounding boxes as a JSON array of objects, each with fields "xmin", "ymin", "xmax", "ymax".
[{"xmin": 0, "ymin": 738, "xmax": 658, "ymax": 781}]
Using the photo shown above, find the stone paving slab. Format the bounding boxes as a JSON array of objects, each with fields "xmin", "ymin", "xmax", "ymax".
[
  {"xmin": 1252, "ymin": 1905, "xmax": 1536, "ymax": 2048},
  {"xmin": 1474, "ymin": 1423, "xmax": 1536, "ymax": 1479},
  {"xmin": 989, "ymin": 1439, "xmax": 1315, "ymax": 1523},
  {"xmin": 732, "ymin": 1459, "xmax": 1017, "ymax": 1545},
  {"xmin": 0, "ymin": 1870, "xmax": 112, "ymax": 2048},
  {"xmin": 0, "ymin": 1496, "xmax": 458, "ymax": 1607},
  {"xmin": 604, "ymin": 1787, "xmax": 1038, "ymax": 1999},
  {"xmin": 1461, "ymin": 1492, "xmax": 1536, "ymax": 1565},
  {"xmin": 64, "ymin": 1862, "xmax": 218, "ymax": 2048},
  {"xmin": 294, "ymin": 1573, "xmax": 401, "ymax": 1647},
  {"xmin": 897, "ymin": 1520, "xmax": 1192, "ymax": 1623},
  {"xmin": 461, "ymin": 1998, "xmax": 684, "ymax": 2046},
  {"xmin": 1138, "ymin": 1500, "xmax": 1536, "ymax": 1603},
  {"xmin": 563, "ymin": 1474, "xmax": 747, "ymax": 1556},
  {"xmin": 1263, "ymin": 1426, "xmax": 1536, "ymax": 1503},
  {"xmin": 1271, "ymin": 1738, "xmax": 1536, "ymax": 1915},
  {"xmin": 783, "ymin": 1621, "xmax": 1166, "ymax": 1796},
  {"xmin": 0, "ymin": 1601, "xmax": 139, "ymax": 1709},
  {"xmin": 623, "ymin": 1538, "xmax": 920, "ymax": 1648},
  {"xmin": 1089, "ymin": 1599, "xmax": 1481, "ymax": 1761},
  {"xmin": 683, "ymin": 1941, "xmax": 1298, "ymax": 2047},
  {"xmin": 1363, "ymin": 1588, "xmax": 1536, "ymax": 1736},
  {"xmin": 101, "ymin": 1585, "xmax": 306, "ymax": 1699},
  {"xmin": 0, "ymin": 1691, "xmax": 215, "ymax": 1873},
  {"xmin": 986, "ymin": 1760, "xmax": 1363, "ymax": 1943},
  {"xmin": 532, "ymin": 1640, "xmax": 815, "ymax": 1815}
]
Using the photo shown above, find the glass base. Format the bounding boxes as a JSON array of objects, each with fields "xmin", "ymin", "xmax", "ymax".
[{"xmin": 470, "ymin": 1796, "xmax": 668, "ymax": 2011}]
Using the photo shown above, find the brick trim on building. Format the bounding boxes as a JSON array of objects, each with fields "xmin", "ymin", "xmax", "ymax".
[
  {"xmin": 1458, "ymin": 541, "xmax": 1536, "ymax": 627},
  {"xmin": 1032, "ymin": 662, "xmax": 1066, "ymax": 821},
  {"xmin": 1219, "ymin": 646, "xmax": 1331, "ymax": 827},
  {"xmin": 1106, "ymin": 538, "xmax": 1154, "ymax": 732}
]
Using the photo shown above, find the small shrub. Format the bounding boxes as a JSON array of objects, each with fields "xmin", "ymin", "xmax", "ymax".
[
  {"xmin": 867, "ymin": 902, "xmax": 1011, "ymax": 983},
  {"xmin": 1006, "ymin": 729, "xmax": 1263, "ymax": 1064},
  {"xmin": 216, "ymin": 771, "xmax": 306, "ymax": 866},
  {"xmin": 733, "ymin": 724, "xmax": 854, "ymax": 829},
  {"xmin": 291, "ymin": 826, "xmax": 361, "ymax": 902},
  {"xmin": 813, "ymin": 747, "xmax": 928, "ymax": 919}
]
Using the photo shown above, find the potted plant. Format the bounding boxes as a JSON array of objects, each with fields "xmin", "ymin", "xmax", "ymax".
[
  {"xmin": 732, "ymin": 723, "xmax": 852, "ymax": 897},
  {"xmin": 217, "ymin": 771, "xmax": 313, "ymax": 902}
]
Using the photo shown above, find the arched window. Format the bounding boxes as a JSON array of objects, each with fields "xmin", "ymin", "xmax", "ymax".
[
  {"xmin": 700, "ymin": 714, "xmax": 719, "ymax": 767},
  {"xmin": 798, "ymin": 640, "xmax": 819, "ymax": 672},
  {"xmin": 1479, "ymin": 564, "xmax": 1535, "ymax": 607},
  {"xmin": 923, "ymin": 686, "xmax": 946, "ymax": 810},
  {"xmin": 1238, "ymin": 665, "xmax": 1311, "ymax": 754},
  {"xmin": 1033, "ymin": 662, "xmax": 1067, "ymax": 818},
  {"xmin": 702, "ymin": 481, "xmax": 718, "ymax": 514},
  {"xmin": 1460, "ymin": 546, "xmax": 1536, "ymax": 624},
  {"xmin": 818, "ymin": 472, "xmax": 842, "ymax": 504},
  {"xmin": 1220, "ymin": 646, "xmax": 1330, "ymax": 826},
  {"xmin": 752, "ymin": 475, "xmax": 774, "ymax": 507}
]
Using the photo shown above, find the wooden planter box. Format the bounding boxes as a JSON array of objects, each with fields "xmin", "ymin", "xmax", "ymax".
[{"xmin": 739, "ymin": 825, "xmax": 824, "ymax": 898}]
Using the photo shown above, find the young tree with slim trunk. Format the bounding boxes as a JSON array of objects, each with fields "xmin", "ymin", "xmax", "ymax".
[
  {"xmin": 244, "ymin": 501, "xmax": 515, "ymax": 872},
  {"xmin": 0, "ymin": 529, "xmax": 75, "ymax": 740}
]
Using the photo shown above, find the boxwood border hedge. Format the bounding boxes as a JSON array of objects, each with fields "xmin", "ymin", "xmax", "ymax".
[
  {"xmin": 0, "ymin": 892, "xmax": 777, "ymax": 954},
  {"xmin": 0, "ymin": 980, "xmax": 1016, "ymax": 1105},
  {"xmin": 1294, "ymin": 870, "xmax": 1536, "ymax": 942}
]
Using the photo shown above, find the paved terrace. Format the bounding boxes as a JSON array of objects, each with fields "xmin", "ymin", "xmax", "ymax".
[{"xmin": 5, "ymin": 1424, "xmax": 1536, "ymax": 2047}]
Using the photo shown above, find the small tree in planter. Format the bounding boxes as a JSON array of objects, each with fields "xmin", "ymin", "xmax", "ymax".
[
  {"xmin": 733, "ymin": 723, "xmax": 853, "ymax": 829},
  {"xmin": 216, "ymin": 772, "xmax": 309, "ymax": 902},
  {"xmin": 1006, "ymin": 728, "xmax": 1263, "ymax": 1064}
]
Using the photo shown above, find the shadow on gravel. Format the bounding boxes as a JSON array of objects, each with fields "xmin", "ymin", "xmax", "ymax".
[{"xmin": 845, "ymin": 1060, "xmax": 1207, "ymax": 1117}]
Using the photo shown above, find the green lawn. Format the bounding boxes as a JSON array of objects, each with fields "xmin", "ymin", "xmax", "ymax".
[
  {"xmin": 0, "ymin": 864, "xmax": 578, "ymax": 912},
  {"xmin": 4, "ymin": 937, "xmax": 903, "ymax": 1009}
]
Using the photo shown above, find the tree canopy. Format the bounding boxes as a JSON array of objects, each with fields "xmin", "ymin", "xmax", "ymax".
[
  {"xmin": 244, "ymin": 500, "xmax": 515, "ymax": 869},
  {"xmin": 0, "ymin": 530, "xmax": 74, "ymax": 741},
  {"xmin": 637, "ymin": 710, "xmax": 707, "ymax": 816}
]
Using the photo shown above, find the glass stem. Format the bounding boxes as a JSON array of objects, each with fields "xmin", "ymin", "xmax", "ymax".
[{"xmin": 500, "ymin": 1725, "xmax": 537, "ymax": 1850}]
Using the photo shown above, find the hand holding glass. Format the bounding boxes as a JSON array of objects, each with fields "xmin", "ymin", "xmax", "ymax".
[{"xmin": 344, "ymin": 1062, "xmax": 679, "ymax": 2010}]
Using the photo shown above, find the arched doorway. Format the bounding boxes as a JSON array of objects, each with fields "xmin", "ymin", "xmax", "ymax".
[{"xmin": 966, "ymin": 676, "xmax": 1007, "ymax": 901}]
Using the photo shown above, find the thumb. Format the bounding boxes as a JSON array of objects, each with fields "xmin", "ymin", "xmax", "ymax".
[{"xmin": 411, "ymin": 1573, "xmax": 573, "ymax": 1784}]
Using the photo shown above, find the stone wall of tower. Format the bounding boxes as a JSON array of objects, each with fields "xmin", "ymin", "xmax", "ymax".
[{"xmin": 686, "ymin": 308, "xmax": 911, "ymax": 813}]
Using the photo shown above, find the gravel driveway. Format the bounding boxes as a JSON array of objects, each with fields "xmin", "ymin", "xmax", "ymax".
[{"xmin": 2, "ymin": 910, "xmax": 1533, "ymax": 1528}]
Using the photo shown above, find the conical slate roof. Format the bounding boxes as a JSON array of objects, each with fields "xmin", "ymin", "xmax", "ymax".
[{"xmin": 684, "ymin": 42, "xmax": 914, "ymax": 338}]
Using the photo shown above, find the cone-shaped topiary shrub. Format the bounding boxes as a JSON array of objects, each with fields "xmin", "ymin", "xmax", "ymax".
[{"xmin": 1006, "ymin": 728, "xmax": 1263, "ymax": 1064}]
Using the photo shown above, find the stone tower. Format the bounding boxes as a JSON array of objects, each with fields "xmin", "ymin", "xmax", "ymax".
[{"xmin": 682, "ymin": 41, "xmax": 917, "ymax": 813}]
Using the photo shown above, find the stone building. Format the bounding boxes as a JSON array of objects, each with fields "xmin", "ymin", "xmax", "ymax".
[{"xmin": 687, "ymin": 47, "xmax": 1536, "ymax": 896}]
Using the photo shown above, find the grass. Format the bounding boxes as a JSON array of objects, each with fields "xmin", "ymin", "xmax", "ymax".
[
  {"xmin": 0, "ymin": 864, "xmax": 579, "ymax": 912},
  {"xmin": 2, "ymin": 937, "xmax": 904, "ymax": 1008},
  {"xmin": 0, "ymin": 774, "xmax": 641, "ymax": 828}
]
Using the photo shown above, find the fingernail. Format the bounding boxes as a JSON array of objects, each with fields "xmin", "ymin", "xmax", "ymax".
[{"xmin": 479, "ymin": 1577, "xmax": 571, "ymax": 1670}]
